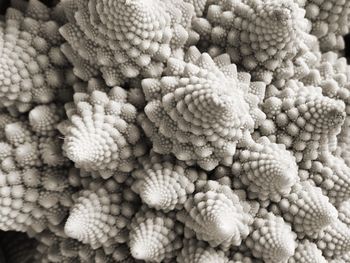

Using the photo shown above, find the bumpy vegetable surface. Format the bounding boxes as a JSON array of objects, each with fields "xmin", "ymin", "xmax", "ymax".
[{"xmin": 0, "ymin": 0, "xmax": 350, "ymax": 262}]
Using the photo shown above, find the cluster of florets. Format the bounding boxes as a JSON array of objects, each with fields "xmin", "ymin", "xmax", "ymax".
[
  {"xmin": 0, "ymin": 103, "xmax": 73, "ymax": 234},
  {"xmin": 60, "ymin": 0, "xmax": 197, "ymax": 86},
  {"xmin": 139, "ymin": 46, "xmax": 266, "ymax": 170},
  {"xmin": 261, "ymin": 82, "xmax": 346, "ymax": 164},
  {"xmin": 1, "ymin": 0, "xmax": 350, "ymax": 263},
  {"xmin": 192, "ymin": 0, "xmax": 317, "ymax": 84},
  {"xmin": 301, "ymin": 0, "xmax": 350, "ymax": 52},
  {"xmin": 0, "ymin": 0, "xmax": 75, "ymax": 113}
]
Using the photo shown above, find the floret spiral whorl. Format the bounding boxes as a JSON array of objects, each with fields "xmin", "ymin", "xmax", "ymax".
[{"xmin": 140, "ymin": 46, "xmax": 266, "ymax": 170}]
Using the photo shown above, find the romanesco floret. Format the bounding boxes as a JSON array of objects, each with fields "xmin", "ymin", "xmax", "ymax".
[
  {"xmin": 132, "ymin": 152, "xmax": 205, "ymax": 212},
  {"xmin": 232, "ymin": 137, "xmax": 299, "ymax": 202},
  {"xmin": 262, "ymin": 82, "xmax": 346, "ymax": 166},
  {"xmin": 177, "ymin": 180, "xmax": 255, "ymax": 251},
  {"xmin": 275, "ymin": 181, "xmax": 338, "ymax": 239},
  {"xmin": 139, "ymin": 46, "xmax": 266, "ymax": 170},
  {"xmin": 0, "ymin": 0, "xmax": 75, "ymax": 112},
  {"xmin": 288, "ymin": 240, "xmax": 327, "ymax": 263},
  {"xmin": 61, "ymin": 85, "xmax": 146, "ymax": 179},
  {"xmin": 60, "ymin": 0, "xmax": 196, "ymax": 86},
  {"xmin": 64, "ymin": 175, "xmax": 139, "ymax": 253},
  {"xmin": 301, "ymin": 0, "xmax": 350, "ymax": 52},
  {"xmin": 316, "ymin": 219, "xmax": 350, "ymax": 259},
  {"xmin": 192, "ymin": 0, "xmax": 316, "ymax": 84},
  {"xmin": 245, "ymin": 212, "xmax": 296, "ymax": 263},
  {"xmin": 177, "ymin": 239, "xmax": 233, "ymax": 263},
  {"xmin": 33, "ymin": 225, "xmax": 132, "ymax": 263},
  {"xmin": 0, "ymin": 104, "xmax": 73, "ymax": 234},
  {"xmin": 128, "ymin": 207, "xmax": 183, "ymax": 262}
]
